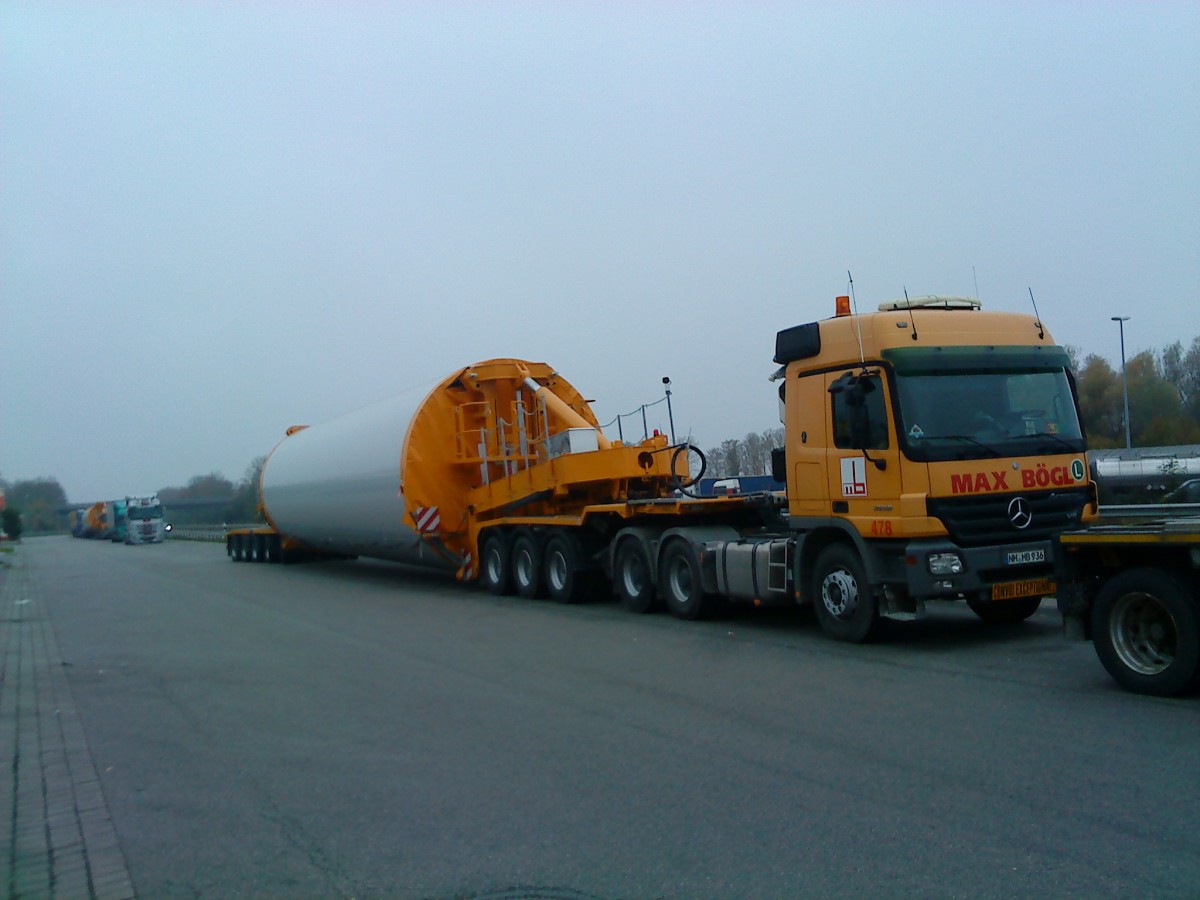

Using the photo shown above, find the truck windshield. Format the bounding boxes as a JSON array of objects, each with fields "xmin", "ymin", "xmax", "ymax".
[
  {"xmin": 895, "ymin": 368, "xmax": 1084, "ymax": 462},
  {"xmin": 128, "ymin": 505, "xmax": 164, "ymax": 520}
]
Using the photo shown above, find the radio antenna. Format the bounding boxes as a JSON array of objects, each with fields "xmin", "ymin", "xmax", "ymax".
[
  {"xmin": 903, "ymin": 287, "xmax": 919, "ymax": 340},
  {"xmin": 972, "ymin": 266, "xmax": 980, "ymax": 301},
  {"xmin": 1027, "ymin": 287, "xmax": 1045, "ymax": 339},
  {"xmin": 847, "ymin": 270, "xmax": 866, "ymax": 366}
]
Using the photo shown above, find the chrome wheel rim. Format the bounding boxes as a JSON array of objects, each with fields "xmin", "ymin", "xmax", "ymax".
[
  {"xmin": 822, "ymin": 568, "xmax": 858, "ymax": 618},
  {"xmin": 548, "ymin": 551, "xmax": 568, "ymax": 593},
  {"xmin": 515, "ymin": 548, "xmax": 534, "ymax": 588},
  {"xmin": 620, "ymin": 553, "xmax": 646, "ymax": 597},
  {"xmin": 1111, "ymin": 592, "xmax": 1177, "ymax": 676},
  {"xmin": 667, "ymin": 557, "xmax": 692, "ymax": 605}
]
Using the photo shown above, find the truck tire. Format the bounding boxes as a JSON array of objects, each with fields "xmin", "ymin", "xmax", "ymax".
[
  {"xmin": 480, "ymin": 532, "xmax": 512, "ymax": 596},
  {"xmin": 614, "ymin": 538, "xmax": 658, "ymax": 613},
  {"xmin": 659, "ymin": 541, "xmax": 715, "ymax": 621},
  {"xmin": 812, "ymin": 544, "xmax": 880, "ymax": 643},
  {"xmin": 966, "ymin": 596, "xmax": 1042, "ymax": 625},
  {"xmin": 544, "ymin": 532, "xmax": 584, "ymax": 604},
  {"xmin": 512, "ymin": 532, "xmax": 545, "ymax": 600},
  {"xmin": 1091, "ymin": 567, "xmax": 1200, "ymax": 697}
]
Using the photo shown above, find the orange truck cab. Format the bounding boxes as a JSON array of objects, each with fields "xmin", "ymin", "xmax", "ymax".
[{"xmin": 773, "ymin": 296, "xmax": 1094, "ymax": 639}]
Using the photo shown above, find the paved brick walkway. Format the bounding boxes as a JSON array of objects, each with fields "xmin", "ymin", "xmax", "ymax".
[{"xmin": 1, "ymin": 549, "xmax": 135, "ymax": 899}]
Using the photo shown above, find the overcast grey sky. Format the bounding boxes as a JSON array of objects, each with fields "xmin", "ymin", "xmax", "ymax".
[{"xmin": 3, "ymin": 1, "xmax": 1198, "ymax": 503}]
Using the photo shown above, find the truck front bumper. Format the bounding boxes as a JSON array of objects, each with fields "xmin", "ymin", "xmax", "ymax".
[{"xmin": 899, "ymin": 538, "xmax": 1056, "ymax": 602}]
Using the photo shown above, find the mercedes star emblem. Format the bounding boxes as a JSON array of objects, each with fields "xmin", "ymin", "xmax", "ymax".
[{"xmin": 1008, "ymin": 496, "xmax": 1033, "ymax": 529}]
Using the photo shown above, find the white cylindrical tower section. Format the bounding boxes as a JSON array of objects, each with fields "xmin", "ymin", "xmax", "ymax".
[{"xmin": 260, "ymin": 392, "xmax": 453, "ymax": 568}]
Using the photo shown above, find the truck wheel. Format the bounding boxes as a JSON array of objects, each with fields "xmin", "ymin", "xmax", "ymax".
[
  {"xmin": 1091, "ymin": 567, "xmax": 1200, "ymax": 696},
  {"xmin": 967, "ymin": 596, "xmax": 1042, "ymax": 625},
  {"xmin": 544, "ymin": 533, "xmax": 583, "ymax": 604},
  {"xmin": 480, "ymin": 532, "xmax": 512, "ymax": 595},
  {"xmin": 659, "ymin": 541, "xmax": 714, "ymax": 621},
  {"xmin": 512, "ymin": 532, "xmax": 545, "ymax": 600},
  {"xmin": 615, "ymin": 539, "xmax": 658, "ymax": 613},
  {"xmin": 812, "ymin": 544, "xmax": 880, "ymax": 643}
]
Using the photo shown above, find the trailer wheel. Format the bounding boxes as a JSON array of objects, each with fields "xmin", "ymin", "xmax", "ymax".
[
  {"xmin": 615, "ymin": 539, "xmax": 659, "ymax": 613},
  {"xmin": 812, "ymin": 544, "xmax": 880, "ymax": 643},
  {"xmin": 1091, "ymin": 567, "xmax": 1200, "ymax": 696},
  {"xmin": 967, "ymin": 596, "xmax": 1042, "ymax": 625},
  {"xmin": 480, "ymin": 532, "xmax": 512, "ymax": 596},
  {"xmin": 231, "ymin": 534, "xmax": 246, "ymax": 562},
  {"xmin": 512, "ymin": 532, "xmax": 545, "ymax": 600},
  {"xmin": 659, "ymin": 541, "xmax": 714, "ymax": 621},
  {"xmin": 544, "ymin": 533, "xmax": 585, "ymax": 604}
]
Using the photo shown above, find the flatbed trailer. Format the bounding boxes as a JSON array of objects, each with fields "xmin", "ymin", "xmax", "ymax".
[{"xmin": 1055, "ymin": 519, "xmax": 1200, "ymax": 696}]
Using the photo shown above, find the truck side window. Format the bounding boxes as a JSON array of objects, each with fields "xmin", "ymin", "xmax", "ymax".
[{"xmin": 831, "ymin": 372, "xmax": 889, "ymax": 450}]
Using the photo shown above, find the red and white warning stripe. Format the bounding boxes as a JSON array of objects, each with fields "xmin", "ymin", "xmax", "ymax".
[{"xmin": 413, "ymin": 506, "xmax": 441, "ymax": 534}]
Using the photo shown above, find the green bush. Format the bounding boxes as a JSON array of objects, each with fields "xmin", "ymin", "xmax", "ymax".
[{"xmin": 2, "ymin": 507, "xmax": 23, "ymax": 541}]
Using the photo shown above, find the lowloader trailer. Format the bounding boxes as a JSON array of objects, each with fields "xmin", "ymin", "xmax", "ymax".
[
  {"xmin": 1056, "ymin": 519, "xmax": 1200, "ymax": 696},
  {"xmin": 230, "ymin": 296, "xmax": 1096, "ymax": 643}
]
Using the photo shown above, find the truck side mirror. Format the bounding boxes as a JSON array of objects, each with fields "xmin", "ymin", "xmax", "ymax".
[{"xmin": 771, "ymin": 447, "xmax": 787, "ymax": 487}]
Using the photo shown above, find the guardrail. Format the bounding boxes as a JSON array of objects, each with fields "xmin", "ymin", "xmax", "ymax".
[
  {"xmin": 1097, "ymin": 503, "xmax": 1200, "ymax": 519},
  {"xmin": 166, "ymin": 524, "xmax": 261, "ymax": 543}
]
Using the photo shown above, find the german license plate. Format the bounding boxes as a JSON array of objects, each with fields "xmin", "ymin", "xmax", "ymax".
[
  {"xmin": 991, "ymin": 578, "xmax": 1055, "ymax": 601},
  {"xmin": 1005, "ymin": 549, "xmax": 1045, "ymax": 566}
]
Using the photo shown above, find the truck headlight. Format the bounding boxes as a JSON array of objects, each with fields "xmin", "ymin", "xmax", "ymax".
[{"xmin": 928, "ymin": 553, "xmax": 963, "ymax": 575}]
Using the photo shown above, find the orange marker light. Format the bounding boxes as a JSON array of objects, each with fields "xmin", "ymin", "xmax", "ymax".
[{"xmin": 835, "ymin": 295, "xmax": 851, "ymax": 316}]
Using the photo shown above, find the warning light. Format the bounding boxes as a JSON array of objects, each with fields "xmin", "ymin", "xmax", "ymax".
[{"xmin": 835, "ymin": 295, "xmax": 852, "ymax": 317}]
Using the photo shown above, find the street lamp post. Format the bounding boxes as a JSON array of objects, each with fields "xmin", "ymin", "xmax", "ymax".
[
  {"xmin": 662, "ymin": 377, "xmax": 676, "ymax": 445},
  {"xmin": 1112, "ymin": 316, "xmax": 1131, "ymax": 449}
]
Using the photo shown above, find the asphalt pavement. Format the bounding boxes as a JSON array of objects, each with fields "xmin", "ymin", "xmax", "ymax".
[{"xmin": 3, "ymin": 536, "xmax": 1198, "ymax": 899}]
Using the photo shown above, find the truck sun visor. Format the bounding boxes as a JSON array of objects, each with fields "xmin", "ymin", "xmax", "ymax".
[{"xmin": 774, "ymin": 322, "xmax": 821, "ymax": 365}]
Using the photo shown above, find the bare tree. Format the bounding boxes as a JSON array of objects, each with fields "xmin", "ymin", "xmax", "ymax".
[
  {"xmin": 720, "ymin": 439, "xmax": 742, "ymax": 477},
  {"xmin": 742, "ymin": 431, "xmax": 767, "ymax": 475},
  {"xmin": 1162, "ymin": 337, "xmax": 1200, "ymax": 424}
]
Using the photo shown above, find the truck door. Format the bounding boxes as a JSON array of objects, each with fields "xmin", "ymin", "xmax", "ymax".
[
  {"xmin": 825, "ymin": 369, "xmax": 903, "ymax": 537},
  {"xmin": 785, "ymin": 372, "xmax": 830, "ymax": 516}
]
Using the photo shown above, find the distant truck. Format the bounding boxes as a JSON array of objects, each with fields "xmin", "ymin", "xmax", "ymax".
[
  {"xmin": 109, "ymin": 499, "xmax": 128, "ymax": 542},
  {"xmin": 82, "ymin": 501, "xmax": 108, "ymax": 539},
  {"xmin": 1056, "ymin": 519, "xmax": 1200, "ymax": 696},
  {"xmin": 228, "ymin": 295, "xmax": 1094, "ymax": 643},
  {"xmin": 123, "ymin": 494, "xmax": 166, "ymax": 544}
]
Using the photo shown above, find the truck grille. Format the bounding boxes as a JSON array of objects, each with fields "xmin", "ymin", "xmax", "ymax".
[{"xmin": 926, "ymin": 488, "xmax": 1090, "ymax": 547}]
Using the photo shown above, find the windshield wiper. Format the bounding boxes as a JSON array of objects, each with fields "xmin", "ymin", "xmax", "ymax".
[
  {"xmin": 925, "ymin": 434, "xmax": 1004, "ymax": 458},
  {"xmin": 1027, "ymin": 431, "xmax": 1082, "ymax": 453}
]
